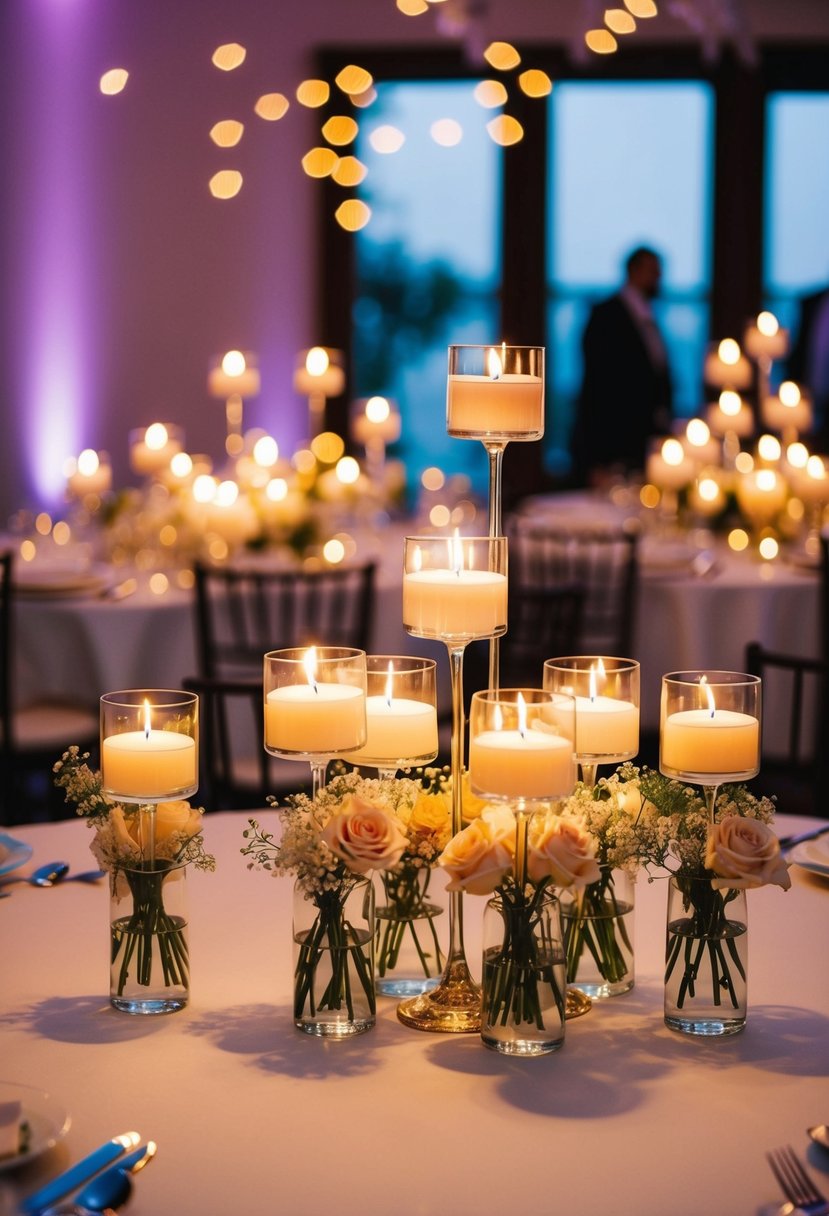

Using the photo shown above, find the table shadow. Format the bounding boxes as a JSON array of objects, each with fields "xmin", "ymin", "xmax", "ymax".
[
  {"xmin": 186, "ymin": 1003, "xmax": 386, "ymax": 1079},
  {"xmin": 0, "ymin": 996, "xmax": 164, "ymax": 1043}
]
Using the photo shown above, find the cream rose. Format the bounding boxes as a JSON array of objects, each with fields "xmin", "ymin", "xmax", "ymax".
[
  {"xmin": 527, "ymin": 815, "xmax": 601, "ymax": 889},
  {"xmin": 320, "ymin": 794, "xmax": 407, "ymax": 875},
  {"xmin": 118, "ymin": 801, "xmax": 201, "ymax": 854},
  {"xmin": 438, "ymin": 809, "xmax": 514, "ymax": 895},
  {"xmin": 460, "ymin": 773, "xmax": 489, "ymax": 823},
  {"xmin": 705, "ymin": 816, "xmax": 791, "ymax": 891},
  {"xmin": 409, "ymin": 791, "xmax": 451, "ymax": 842}
]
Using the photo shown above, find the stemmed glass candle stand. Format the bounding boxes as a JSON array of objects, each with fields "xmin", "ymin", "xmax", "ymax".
[
  {"xmin": 399, "ymin": 533, "xmax": 508, "ymax": 1032},
  {"xmin": 263, "ymin": 647, "xmax": 367, "ymax": 797},
  {"xmin": 659, "ymin": 671, "xmax": 761, "ymax": 823},
  {"xmin": 468, "ymin": 688, "xmax": 577, "ymax": 1054},
  {"xmin": 348, "ymin": 656, "xmax": 439, "ymax": 778},
  {"xmin": 447, "ymin": 344, "xmax": 544, "ymax": 689},
  {"xmin": 100, "ymin": 689, "xmax": 199, "ymax": 1013},
  {"xmin": 543, "ymin": 657, "xmax": 640, "ymax": 791}
]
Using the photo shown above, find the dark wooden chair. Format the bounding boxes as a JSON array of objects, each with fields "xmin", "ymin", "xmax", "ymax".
[
  {"xmin": 507, "ymin": 519, "xmax": 639, "ymax": 656},
  {"xmin": 745, "ymin": 640, "xmax": 829, "ymax": 817},
  {"xmin": 0, "ymin": 550, "xmax": 98, "ymax": 823},
  {"xmin": 187, "ymin": 561, "xmax": 377, "ymax": 809}
]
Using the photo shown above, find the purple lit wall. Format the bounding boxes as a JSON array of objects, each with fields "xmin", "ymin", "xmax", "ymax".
[{"xmin": 3, "ymin": 0, "xmax": 829, "ymax": 523}]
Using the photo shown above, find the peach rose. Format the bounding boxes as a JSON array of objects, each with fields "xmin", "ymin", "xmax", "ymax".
[
  {"xmin": 320, "ymin": 794, "xmax": 408, "ymax": 875},
  {"xmin": 119, "ymin": 801, "xmax": 201, "ymax": 850},
  {"xmin": 460, "ymin": 772, "xmax": 490, "ymax": 822},
  {"xmin": 705, "ymin": 816, "xmax": 791, "ymax": 891},
  {"xmin": 438, "ymin": 808, "xmax": 515, "ymax": 895},
  {"xmin": 409, "ymin": 790, "xmax": 451, "ymax": 840},
  {"xmin": 527, "ymin": 815, "xmax": 601, "ymax": 889}
]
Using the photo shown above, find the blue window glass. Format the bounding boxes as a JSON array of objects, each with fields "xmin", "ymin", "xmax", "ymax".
[
  {"xmin": 354, "ymin": 82, "xmax": 503, "ymax": 498},
  {"xmin": 764, "ymin": 92, "xmax": 829, "ymax": 333},
  {"xmin": 546, "ymin": 81, "xmax": 714, "ymax": 472}
]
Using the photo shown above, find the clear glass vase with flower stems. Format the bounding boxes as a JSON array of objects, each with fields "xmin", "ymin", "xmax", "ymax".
[
  {"xmin": 292, "ymin": 877, "xmax": 376, "ymax": 1036},
  {"xmin": 375, "ymin": 860, "xmax": 444, "ymax": 996},
  {"xmin": 560, "ymin": 864, "xmax": 635, "ymax": 999},
  {"xmin": 664, "ymin": 874, "xmax": 747, "ymax": 1036},
  {"xmin": 110, "ymin": 860, "xmax": 190, "ymax": 1014}
]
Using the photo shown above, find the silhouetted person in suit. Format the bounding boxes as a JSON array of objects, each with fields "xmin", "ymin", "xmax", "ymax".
[
  {"xmin": 787, "ymin": 285, "xmax": 829, "ymax": 449},
  {"xmin": 571, "ymin": 246, "xmax": 673, "ymax": 485}
]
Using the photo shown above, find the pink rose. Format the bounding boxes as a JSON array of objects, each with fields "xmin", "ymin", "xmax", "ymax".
[
  {"xmin": 527, "ymin": 815, "xmax": 601, "ymax": 889},
  {"xmin": 320, "ymin": 794, "xmax": 408, "ymax": 875},
  {"xmin": 705, "ymin": 816, "xmax": 791, "ymax": 890},
  {"xmin": 438, "ymin": 810, "xmax": 515, "ymax": 895}
]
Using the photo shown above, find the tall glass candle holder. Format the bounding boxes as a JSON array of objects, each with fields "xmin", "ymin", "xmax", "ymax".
[
  {"xmin": 447, "ymin": 344, "xmax": 544, "ymax": 689},
  {"xmin": 100, "ymin": 689, "xmax": 199, "ymax": 864},
  {"xmin": 399, "ymin": 533, "xmax": 508, "ymax": 1033},
  {"xmin": 660, "ymin": 670, "xmax": 761, "ymax": 821},
  {"xmin": 348, "ymin": 656, "xmax": 438, "ymax": 778},
  {"xmin": 264, "ymin": 646, "xmax": 367, "ymax": 797},
  {"xmin": 543, "ymin": 657, "xmax": 640, "ymax": 789}
]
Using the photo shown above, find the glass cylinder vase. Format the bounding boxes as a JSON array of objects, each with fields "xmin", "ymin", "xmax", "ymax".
[
  {"xmin": 664, "ymin": 875, "xmax": 747, "ymax": 1036},
  {"xmin": 561, "ymin": 866, "xmax": 635, "ymax": 999},
  {"xmin": 293, "ymin": 878, "xmax": 376, "ymax": 1037},
  {"xmin": 375, "ymin": 864, "xmax": 445, "ymax": 997},
  {"xmin": 110, "ymin": 861, "xmax": 189, "ymax": 1014},
  {"xmin": 481, "ymin": 886, "xmax": 566, "ymax": 1057}
]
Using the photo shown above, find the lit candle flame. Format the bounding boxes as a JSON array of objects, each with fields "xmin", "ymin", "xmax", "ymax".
[
  {"xmin": 700, "ymin": 674, "xmax": 716, "ymax": 718},
  {"xmin": 487, "ymin": 347, "xmax": 503, "ymax": 381},
  {"xmin": 303, "ymin": 646, "xmax": 318, "ymax": 693},
  {"xmin": 143, "ymin": 699, "xmax": 152, "ymax": 738},
  {"xmin": 385, "ymin": 660, "xmax": 394, "ymax": 708},
  {"xmin": 589, "ymin": 659, "xmax": 604, "ymax": 702},
  {"xmin": 517, "ymin": 691, "xmax": 527, "ymax": 738},
  {"xmin": 493, "ymin": 703, "xmax": 504, "ymax": 732},
  {"xmin": 449, "ymin": 529, "xmax": 463, "ymax": 576},
  {"xmin": 412, "ymin": 544, "xmax": 422, "ymax": 574}
]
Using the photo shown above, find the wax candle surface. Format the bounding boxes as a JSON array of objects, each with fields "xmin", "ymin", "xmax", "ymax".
[
  {"xmin": 447, "ymin": 374, "xmax": 543, "ymax": 437},
  {"xmin": 470, "ymin": 729, "xmax": 574, "ymax": 800},
  {"xmin": 208, "ymin": 366, "xmax": 261, "ymax": 398},
  {"xmin": 102, "ymin": 731, "xmax": 196, "ymax": 798},
  {"xmin": 349, "ymin": 697, "xmax": 438, "ymax": 765},
  {"xmin": 661, "ymin": 709, "xmax": 759, "ymax": 775},
  {"xmin": 403, "ymin": 570, "xmax": 507, "ymax": 640},
  {"xmin": 265, "ymin": 684, "xmax": 365, "ymax": 754},
  {"xmin": 572, "ymin": 696, "xmax": 639, "ymax": 757}
]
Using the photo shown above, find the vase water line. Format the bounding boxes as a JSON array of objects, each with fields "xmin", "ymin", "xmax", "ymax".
[
  {"xmin": 110, "ymin": 860, "xmax": 189, "ymax": 1014},
  {"xmin": 293, "ymin": 877, "xmax": 376, "ymax": 1037},
  {"xmin": 664, "ymin": 875, "xmax": 747, "ymax": 1036},
  {"xmin": 481, "ymin": 884, "xmax": 566, "ymax": 1057},
  {"xmin": 561, "ymin": 867, "xmax": 635, "ymax": 999},
  {"xmin": 375, "ymin": 865, "xmax": 444, "ymax": 997}
]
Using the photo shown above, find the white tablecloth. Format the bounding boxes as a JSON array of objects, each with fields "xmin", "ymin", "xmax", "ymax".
[{"xmin": 1, "ymin": 812, "xmax": 828, "ymax": 1216}]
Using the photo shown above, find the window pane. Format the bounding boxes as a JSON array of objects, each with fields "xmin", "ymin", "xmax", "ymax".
[
  {"xmin": 354, "ymin": 82, "xmax": 502, "ymax": 496},
  {"xmin": 764, "ymin": 92, "xmax": 829, "ymax": 327},
  {"xmin": 546, "ymin": 81, "xmax": 714, "ymax": 469}
]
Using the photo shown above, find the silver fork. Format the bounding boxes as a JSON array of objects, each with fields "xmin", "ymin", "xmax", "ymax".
[{"xmin": 767, "ymin": 1145, "xmax": 829, "ymax": 1215}]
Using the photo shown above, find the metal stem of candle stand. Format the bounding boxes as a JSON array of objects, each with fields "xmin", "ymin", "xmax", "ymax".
[
  {"xmin": 484, "ymin": 440, "xmax": 507, "ymax": 693},
  {"xmin": 309, "ymin": 760, "xmax": 330, "ymax": 799},
  {"xmin": 397, "ymin": 643, "xmax": 482, "ymax": 1032}
]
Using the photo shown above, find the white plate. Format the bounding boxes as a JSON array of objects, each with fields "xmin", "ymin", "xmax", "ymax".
[
  {"xmin": 0, "ymin": 1083, "xmax": 70, "ymax": 1172},
  {"xmin": 14, "ymin": 569, "xmax": 111, "ymax": 598},
  {"xmin": 789, "ymin": 834, "xmax": 829, "ymax": 877},
  {"xmin": 0, "ymin": 833, "xmax": 33, "ymax": 876}
]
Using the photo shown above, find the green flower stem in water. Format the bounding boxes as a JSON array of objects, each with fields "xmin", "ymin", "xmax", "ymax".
[
  {"xmin": 376, "ymin": 864, "xmax": 444, "ymax": 982},
  {"xmin": 665, "ymin": 879, "xmax": 745, "ymax": 1010},
  {"xmin": 111, "ymin": 862, "xmax": 189, "ymax": 996},
  {"xmin": 484, "ymin": 882, "xmax": 565, "ymax": 1032},
  {"xmin": 564, "ymin": 867, "xmax": 633, "ymax": 987},
  {"xmin": 294, "ymin": 886, "xmax": 375, "ymax": 1022}
]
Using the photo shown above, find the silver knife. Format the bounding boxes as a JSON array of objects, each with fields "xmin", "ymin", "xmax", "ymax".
[
  {"xmin": 19, "ymin": 1131, "xmax": 141, "ymax": 1213},
  {"xmin": 778, "ymin": 823, "xmax": 829, "ymax": 850}
]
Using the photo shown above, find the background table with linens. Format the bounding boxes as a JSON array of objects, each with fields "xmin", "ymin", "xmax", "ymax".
[{"xmin": 1, "ymin": 811, "xmax": 827, "ymax": 1216}]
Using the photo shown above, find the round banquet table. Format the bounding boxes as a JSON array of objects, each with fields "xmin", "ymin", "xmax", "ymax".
[{"xmin": 1, "ymin": 811, "xmax": 827, "ymax": 1216}]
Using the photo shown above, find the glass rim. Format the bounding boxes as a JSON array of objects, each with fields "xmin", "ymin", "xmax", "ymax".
[
  {"xmin": 662, "ymin": 669, "xmax": 761, "ymax": 687},
  {"xmin": 365, "ymin": 654, "xmax": 436, "ymax": 673},
  {"xmin": 403, "ymin": 534, "xmax": 507, "ymax": 545},
  {"xmin": 100, "ymin": 688, "xmax": 197, "ymax": 709},
  {"xmin": 470, "ymin": 687, "xmax": 575, "ymax": 706},
  {"xmin": 447, "ymin": 343, "xmax": 545, "ymax": 353},
  {"xmin": 544, "ymin": 656, "xmax": 640, "ymax": 672},
  {"xmin": 264, "ymin": 646, "xmax": 366, "ymax": 664}
]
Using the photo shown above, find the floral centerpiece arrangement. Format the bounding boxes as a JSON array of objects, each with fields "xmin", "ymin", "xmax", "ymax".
[
  {"xmin": 243, "ymin": 770, "xmax": 436, "ymax": 1033},
  {"xmin": 54, "ymin": 747, "xmax": 215, "ymax": 1009},
  {"xmin": 439, "ymin": 803, "xmax": 600, "ymax": 1054},
  {"xmin": 604, "ymin": 763, "xmax": 790, "ymax": 1032}
]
